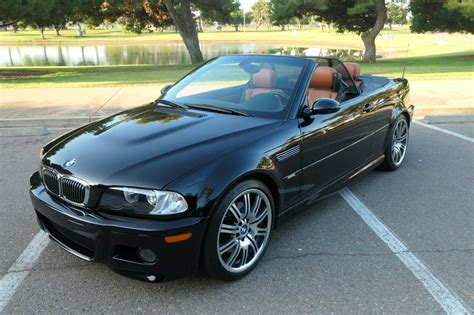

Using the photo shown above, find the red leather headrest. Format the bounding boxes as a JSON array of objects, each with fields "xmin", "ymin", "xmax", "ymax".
[
  {"xmin": 309, "ymin": 67, "xmax": 337, "ymax": 88},
  {"xmin": 345, "ymin": 62, "xmax": 361, "ymax": 78},
  {"xmin": 336, "ymin": 62, "xmax": 361, "ymax": 79},
  {"xmin": 252, "ymin": 68, "xmax": 277, "ymax": 88}
]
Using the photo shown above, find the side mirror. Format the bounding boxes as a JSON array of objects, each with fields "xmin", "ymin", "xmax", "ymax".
[
  {"xmin": 161, "ymin": 84, "xmax": 172, "ymax": 95},
  {"xmin": 312, "ymin": 98, "xmax": 340, "ymax": 114}
]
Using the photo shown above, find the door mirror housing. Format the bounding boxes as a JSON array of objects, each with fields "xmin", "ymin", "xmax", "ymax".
[
  {"xmin": 161, "ymin": 84, "xmax": 172, "ymax": 95},
  {"xmin": 312, "ymin": 98, "xmax": 340, "ymax": 114}
]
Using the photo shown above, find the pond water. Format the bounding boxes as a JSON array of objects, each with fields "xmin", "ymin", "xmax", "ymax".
[{"xmin": 0, "ymin": 43, "xmax": 365, "ymax": 67}]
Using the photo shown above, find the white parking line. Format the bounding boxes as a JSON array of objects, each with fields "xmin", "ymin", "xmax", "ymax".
[
  {"xmin": 339, "ymin": 188, "xmax": 470, "ymax": 315},
  {"xmin": 414, "ymin": 120, "xmax": 474, "ymax": 143},
  {"xmin": 0, "ymin": 231, "xmax": 49, "ymax": 312}
]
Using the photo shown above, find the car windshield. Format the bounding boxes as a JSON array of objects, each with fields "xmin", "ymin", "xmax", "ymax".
[{"xmin": 162, "ymin": 55, "xmax": 308, "ymax": 119}]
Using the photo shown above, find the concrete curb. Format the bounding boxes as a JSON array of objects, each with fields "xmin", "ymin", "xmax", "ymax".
[
  {"xmin": 421, "ymin": 115, "xmax": 474, "ymax": 124},
  {"xmin": 414, "ymin": 107, "xmax": 474, "ymax": 118},
  {"xmin": 0, "ymin": 126, "xmax": 49, "ymax": 137},
  {"xmin": 0, "ymin": 117, "xmax": 104, "ymax": 128},
  {"xmin": 1, "ymin": 113, "xmax": 473, "ymax": 129}
]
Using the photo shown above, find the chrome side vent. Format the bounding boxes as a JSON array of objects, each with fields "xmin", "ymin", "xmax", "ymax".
[
  {"xmin": 41, "ymin": 166, "xmax": 90, "ymax": 206},
  {"xmin": 276, "ymin": 145, "xmax": 300, "ymax": 161}
]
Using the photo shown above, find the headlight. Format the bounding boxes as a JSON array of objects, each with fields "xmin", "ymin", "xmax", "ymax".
[{"xmin": 99, "ymin": 187, "xmax": 188, "ymax": 216}]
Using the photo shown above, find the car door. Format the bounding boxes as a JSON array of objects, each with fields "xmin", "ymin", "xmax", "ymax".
[
  {"xmin": 298, "ymin": 95, "xmax": 374, "ymax": 199},
  {"xmin": 366, "ymin": 85, "xmax": 400, "ymax": 159}
]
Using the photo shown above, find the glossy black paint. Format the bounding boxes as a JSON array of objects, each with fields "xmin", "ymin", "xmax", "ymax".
[{"xmin": 30, "ymin": 55, "xmax": 413, "ymax": 281}]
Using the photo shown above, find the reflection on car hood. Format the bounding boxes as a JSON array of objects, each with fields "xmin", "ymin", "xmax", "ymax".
[{"xmin": 42, "ymin": 104, "xmax": 281, "ymax": 188}]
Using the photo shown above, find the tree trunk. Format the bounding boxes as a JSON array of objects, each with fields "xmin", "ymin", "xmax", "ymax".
[
  {"xmin": 54, "ymin": 25, "xmax": 61, "ymax": 36},
  {"xmin": 280, "ymin": 25, "xmax": 285, "ymax": 31},
  {"xmin": 197, "ymin": 16, "xmax": 203, "ymax": 33},
  {"xmin": 234, "ymin": 24, "xmax": 239, "ymax": 31},
  {"xmin": 77, "ymin": 23, "xmax": 84, "ymax": 37},
  {"xmin": 40, "ymin": 28, "xmax": 45, "ymax": 39},
  {"xmin": 164, "ymin": 0, "xmax": 203, "ymax": 64},
  {"xmin": 255, "ymin": 15, "xmax": 263, "ymax": 30},
  {"xmin": 362, "ymin": 0, "xmax": 387, "ymax": 63}
]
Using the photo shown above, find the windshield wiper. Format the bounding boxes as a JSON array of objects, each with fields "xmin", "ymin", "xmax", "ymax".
[
  {"xmin": 186, "ymin": 103, "xmax": 251, "ymax": 117},
  {"xmin": 154, "ymin": 99, "xmax": 188, "ymax": 109}
]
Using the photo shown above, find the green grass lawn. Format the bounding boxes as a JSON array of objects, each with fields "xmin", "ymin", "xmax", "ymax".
[
  {"xmin": 0, "ymin": 28, "xmax": 472, "ymax": 88},
  {"xmin": 1, "ymin": 53, "xmax": 472, "ymax": 88},
  {"xmin": 1, "ymin": 28, "xmax": 473, "ymax": 58}
]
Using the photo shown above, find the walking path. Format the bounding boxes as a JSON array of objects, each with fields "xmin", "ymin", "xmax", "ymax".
[{"xmin": 1, "ymin": 80, "xmax": 473, "ymax": 120}]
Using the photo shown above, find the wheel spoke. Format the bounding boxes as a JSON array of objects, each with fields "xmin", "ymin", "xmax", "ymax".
[
  {"xmin": 395, "ymin": 123, "xmax": 401, "ymax": 138},
  {"xmin": 240, "ymin": 246, "xmax": 249, "ymax": 267},
  {"xmin": 219, "ymin": 238, "xmax": 237, "ymax": 255},
  {"xmin": 254, "ymin": 227, "xmax": 268, "ymax": 238},
  {"xmin": 243, "ymin": 193, "xmax": 251, "ymax": 218},
  {"xmin": 229, "ymin": 203, "xmax": 242, "ymax": 221},
  {"xmin": 400, "ymin": 123, "xmax": 407, "ymax": 136},
  {"xmin": 250, "ymin": 195, "xmax": 262, "ymax": 216},
  {"xmin": 247, "ymin": 235, "xmax": 258, "ymax": 255},
  {"xmin": 250, "ymin": 208, "xmax": 268, "ymax": 226},
  {"xmin": 220, "ymin": 223, "xmax": 239, "ymax": 235},
  {"xmin": 226, "ymin": 243, "xmax": 241, "ymax": 266}
]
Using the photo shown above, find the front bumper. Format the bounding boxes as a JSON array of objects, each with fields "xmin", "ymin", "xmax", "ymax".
[{"xmin": 30, "ymin": 172, "xmax": 207, "ymax": 282}]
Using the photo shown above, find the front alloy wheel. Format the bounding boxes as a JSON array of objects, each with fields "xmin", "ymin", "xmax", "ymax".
[
  {"xmin": 203, "ymin": 180, "xmax": 273, "ymax": 280},
  {"xmin": 217, "ymin": 188, "xmax": 272, "ymax": 273}
]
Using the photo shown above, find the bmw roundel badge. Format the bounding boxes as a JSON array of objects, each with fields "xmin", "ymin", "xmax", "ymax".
[{"xmin": 63, "ymin": 158, "xmax": 77, "ymax": 168}]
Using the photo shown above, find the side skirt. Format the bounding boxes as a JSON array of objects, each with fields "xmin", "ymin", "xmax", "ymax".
[{"xmin": 276, "ymin": 154, "xmax": 385, "ymax": 223}]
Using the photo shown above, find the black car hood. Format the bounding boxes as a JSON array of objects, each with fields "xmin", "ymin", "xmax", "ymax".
[{"xmin": 42, "ymin": 104, "xmax": 281, "ymax": 188}]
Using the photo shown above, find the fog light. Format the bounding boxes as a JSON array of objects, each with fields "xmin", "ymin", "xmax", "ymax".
[{"xmin": 137, "ymin": 248, "xmax": 156, "ymax": 263}]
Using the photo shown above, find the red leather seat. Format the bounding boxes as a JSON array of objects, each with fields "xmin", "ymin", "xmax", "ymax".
[
  {"xmin": 244, "ymin": 69, "xmax": 282, "ymax": 100},
  {"xmin": 306, "ymin": 67, "xmax": 338, "ymax": 107},
  {"xmin": 336, "ymin": 62, "xmax": 363, "ymax": 88}
]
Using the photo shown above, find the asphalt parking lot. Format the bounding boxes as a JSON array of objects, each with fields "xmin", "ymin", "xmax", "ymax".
[{"xmin": 0, "ymin": 121, "xmax": 473, "ymax": 314}]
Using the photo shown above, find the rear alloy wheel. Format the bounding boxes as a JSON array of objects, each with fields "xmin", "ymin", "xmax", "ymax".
[
  {"xmin": 203, "ymin": 180, "xmax": 273, "ymax": 280},
  {"xmin": 380, "ymin": 115, "xmax": 409, "ymax": 171}
]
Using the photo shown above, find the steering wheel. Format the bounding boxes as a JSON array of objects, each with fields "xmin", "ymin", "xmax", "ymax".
[{"xmin": 269, "ymin": 91, "xmax": 290, "ymax": 106}]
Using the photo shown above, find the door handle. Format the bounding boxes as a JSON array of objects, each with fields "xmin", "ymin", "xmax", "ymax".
[{"xmin": 363, "ymin": 103, "xmax": 375, "ymax": 113}]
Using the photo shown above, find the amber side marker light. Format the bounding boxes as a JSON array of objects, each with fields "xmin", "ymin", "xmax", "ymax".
[{"xmin": 164, "ymin": 232, "xmax": 192, "ymax": 243}]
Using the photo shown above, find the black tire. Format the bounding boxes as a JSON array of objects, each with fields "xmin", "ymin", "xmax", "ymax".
[
  {"xmin": 202, "ymin": 179, "xmax": 274, "ymax": 281},
  {"xmin": 379, "ymin": 115, "xmax": 409, "ymax": 171}
]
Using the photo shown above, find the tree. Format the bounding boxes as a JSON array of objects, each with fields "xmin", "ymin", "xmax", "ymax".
[
  {"xmin": 228, "ymin": 9, "xmax": 243, "ymax": 31},
  {"xmin": 198, "ymin": 0, "xmax": 240, "ymax": 27},
  {"xmin": 252, "ymin": 0, "xmax": 271, "ymax": 29},
  {"xmin": 164, "ymin": 0, "xmax": 203, "ymax": 64},
  {"xmin": 410, "ymin": 0, "xmax": 474, "ymax": 34},
  {"xmin": 305, "ymin": 0, "xmax": 387, "ymax": 63},
  {"xmin": 271, "ymin": 0, "xmax": 291, "ymax": 30},
  {"xmin": 386, "ymin": 2, "xmax": 407, "ymax": 29},
  {"xmin": 50, "ymin": 0, "xmax": 78, "ymax": 35},
  {"xmin": 270, "ymin": 0, "xmax": 307, "ymax": 31},
  {"xmin": 0, "ymin": 0, "xmax": 23, "ymax": 28},
  {"xmin": 271, "ymin": 0, "xmax": 307, "ymax": 30},
  {"xmin": 22, "ymin": 0, "xmax": 59, "ymax": 39}
]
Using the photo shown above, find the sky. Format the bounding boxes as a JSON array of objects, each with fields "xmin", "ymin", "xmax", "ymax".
[{"xmin": 239, "ymin": 0, "xmax": 257, "ymax": 12}]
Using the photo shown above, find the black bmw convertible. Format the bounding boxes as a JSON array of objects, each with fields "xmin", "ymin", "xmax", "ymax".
[{"xmin": 30, "ymin": 55, "xmax": 413, "ymax": 282}]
